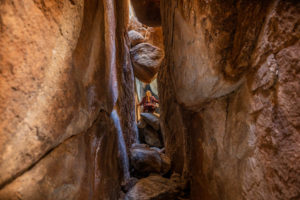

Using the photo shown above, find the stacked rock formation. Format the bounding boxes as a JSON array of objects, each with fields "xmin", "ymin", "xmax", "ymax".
[
  {"xmin": 120, "ymin": 113, "xmax": 190, "ymax": 200},
  {"xmin": 128, "ymin": 18, "xmax": 164, "ymax": 83}
]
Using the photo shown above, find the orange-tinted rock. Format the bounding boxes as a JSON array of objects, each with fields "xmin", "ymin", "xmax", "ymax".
[
  {"xmin": 159, "ymin": 0, "xmax": 300, "ymax": 199},
  {"xmin": 0, "ymin": 111, "xmax": 127, "ymax": 200},
  {"xmin": 0, "ymin": 0, "xmax": 86, "ymax": 190},
  {"xmin": 145, "ymin": 27, "xmax": 164, "ymax": 49},
  {"xmin": 0, "ymin": 0, "xmax": 136, "ymax": 199}
]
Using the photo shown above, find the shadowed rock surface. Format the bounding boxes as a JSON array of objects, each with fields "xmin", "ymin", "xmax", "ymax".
[
  {"xmin": 130, "ymin": 144, "xmax": 170, "ymax": 176},
  {"xmin": 142, "ymin": 126, "xmax": 163, "ymax": 148},
  {"xmin": 159, "ymin": 0, "xmax": 300, "ymax": 199},
  {"xmin": 130, "ymin": 0, "xmax": 161, "ymax": 27},
  {"xmin": 125, "ymin": 174, "xmax": 181, "ymax": 200},
  {"xmin": 140, "ymin": 113, "xmax": 160, "ymax": 131}
]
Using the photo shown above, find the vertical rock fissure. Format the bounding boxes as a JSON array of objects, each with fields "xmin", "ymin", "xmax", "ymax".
[{"xmin": 0, "ymin": 0, "xmax": 299, "ymax": 199}]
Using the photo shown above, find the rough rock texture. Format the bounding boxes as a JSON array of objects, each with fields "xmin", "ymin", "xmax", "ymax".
[
  {"xmin": 138, "ymin": 113, "xmax": 163, "ymax": 148},
  {"xmin": 145, "ymin": 27, "xmax": 164, "ymax": 49},
  {"xmin": 116, "ymin": 2, "xmax": 139, "ymax": 152},
  {"xmin": 0, "ymin": 111, "xmax": 128, "ymax": 200},
  {"xmin": 128, "ymin": 30, "xmax": 145, "ymax": 47},
  {"xmin": 121, "ymin": 177, "xmax": 139, "ymax": 193},
  {"xmin": 128, "ymin": 17, "xmax": 164, "ymax": 49},
  {"xmin": 130, "ymin": 146, "xmax": 162, "ymax": 175},
  {"xmin": 0, "ymin": 0, "xmax": 136, "ymax": 199},
  {"xmin": 130, "ymin": 42, "xmax": 164, "ymax": 83},
  {"xmin": 125, "ymin": 174, "xmax": 181, "ymax": 200},
  {"xmin": 128, "ymin": 16, "xmax": 148, "ymax": 38},
  {"xmin": 159, "ymin": 0, "xmax": 300, "ymax": 200},
  {"xmin": 130, "ymin": 0, "xmax": 161, "ymax": 27},
  {"xmin": 140, "ymin": 113, "xmax": 160, "ymax": 131},
  {"xmin": 130, "ymin": 145, "xmax": 170, "ymax": 176},
  {"xmin": 142, "ymin": 126, "xmax": 163, "ymax": 148}
]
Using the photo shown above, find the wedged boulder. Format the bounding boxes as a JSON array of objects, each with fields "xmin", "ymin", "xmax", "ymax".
[
  {"xmin": 140, "ymin": 113, "xmax": 160, "ymax": 131},
  {"xmin": 130, "ymin": 146, "xmax": 161, "ymax": 175},
  {"xmin": 125, "ymin": 174, "xmax": 181, "ymax": 200},
  {"xmin": 142, "ymin": 126, "xmax": 163, "ymax": 148},
  {"xmin": 130, "ymin": 43, "xmax": 164, "ymax": 83},
  {"xmin": 128, "ymin": 30, "xmax": 145, "ymax": 47},
  {"xmin": 130, "ymin": 145, "xmax": 170, "ymax": 176}
]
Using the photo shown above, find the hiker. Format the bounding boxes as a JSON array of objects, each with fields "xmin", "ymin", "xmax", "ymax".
[{"xmin": 138, "ymin": 90, "xmax": 159, "ymax": 113}]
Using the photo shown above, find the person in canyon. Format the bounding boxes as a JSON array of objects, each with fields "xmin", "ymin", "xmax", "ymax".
[{"xmin": 138, "ymin": 90, "xmax": 159, "ymax": 113}]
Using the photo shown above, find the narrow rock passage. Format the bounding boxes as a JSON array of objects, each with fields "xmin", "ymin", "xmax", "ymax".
[
  {"xmin": 121, "ymin": 113, "xmax": 190, "ymax": 200},
  {"xmin": 123, "ymin": 8, "xmax": 191, "ymax": 199},
  {"xmin": 0, "ymin": 0, "xmax": 298, "ymax": 199}
]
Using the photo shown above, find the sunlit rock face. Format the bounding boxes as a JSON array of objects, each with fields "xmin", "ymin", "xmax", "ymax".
[
  {"xmin": 159, "ymin": 0, "xmax": 300, "ymax": 199},
  {"xmin": 0, "ymin": 0, "xmax": 136, "ymax": 199}
]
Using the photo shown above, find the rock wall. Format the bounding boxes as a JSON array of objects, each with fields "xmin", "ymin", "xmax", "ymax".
[
  {"xmin": 0, "ymin": 0, "xmax": 136, "ymax": 199},
  {"xmin": 159, "ymin": 0, "xmax": 300, "ymax": 199}
]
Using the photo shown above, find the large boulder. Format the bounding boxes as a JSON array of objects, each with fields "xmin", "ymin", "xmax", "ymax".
[
  {"xmin": 125, "ymin": 174, "xmax": 181, "ymax": 200},
  {"xmin": 140, "ymin": 113, "xmax": 160, "ymax": 131},
  {"xmin": 128, "ymin": 30, "xmax": 145, "ymax": 47},
  {"xmin": 130, "ymin": 146, "xmax": 161, "ymax": 175},
  {"xmin": 130, "ymin": 145, "xmax": 170, "ymax": 176},
  {"xmin": 130, "ymin": 43, "xmax": 164, "ymax": 83}
]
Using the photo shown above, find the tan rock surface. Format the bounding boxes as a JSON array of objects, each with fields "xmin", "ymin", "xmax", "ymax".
[
  {"xmin": 159, "ymin": 0, "xmax": 300, "ymax": 199},
  {"xmin": 0, "ymin": 0, "xmax": 136, "ymax": 199},
  {"xmin": 0, "ymin": 111, "xmax": 126, "ymax": 200}
]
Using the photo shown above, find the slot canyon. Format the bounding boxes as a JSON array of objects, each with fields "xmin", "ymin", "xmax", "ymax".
[{"xmin": 0, "ymin": 0, "xmax": 299, "ymax": 199}]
